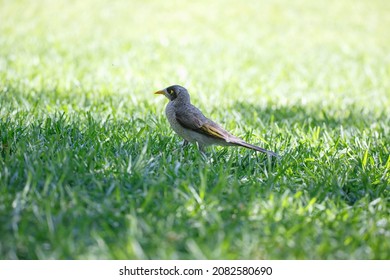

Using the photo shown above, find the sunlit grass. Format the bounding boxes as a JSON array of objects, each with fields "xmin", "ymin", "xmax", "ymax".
[{"xmin": 0, "ymin": 0, "xmax": 389, "ymax": 259}]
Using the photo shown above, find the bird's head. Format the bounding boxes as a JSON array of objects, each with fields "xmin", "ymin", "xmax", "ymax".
[{"xmin": 154, "ymin": 85, "xmax": 190, "ymax": 103}]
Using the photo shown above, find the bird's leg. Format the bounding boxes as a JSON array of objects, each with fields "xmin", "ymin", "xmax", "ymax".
[
  {"xmin": 195, "ymin": 143, "xmax": 208, "ymax": 159},
  {"xmin": 182, "ymin": 140, "xmax": 189, "ymax": 147}
]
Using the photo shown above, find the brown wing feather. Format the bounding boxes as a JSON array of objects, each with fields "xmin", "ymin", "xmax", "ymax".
[
  {"xmin": 175, "ymin": 107, "xmax": 203, "ymax": 130},
  {"xmin": 175, "ymin": 105, "xmax": 231, "ymax": 141},
  {"xmin": 174, "ymin": 104, "xmax": 278, "ymax": 156},
  {"xmin": 198, "ymin": 122, "xmax": 231, "ymax": 140}
]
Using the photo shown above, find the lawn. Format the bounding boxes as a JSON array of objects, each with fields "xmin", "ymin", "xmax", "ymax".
[{"xmin": 0, "ymin": 0, "xmax": 389, "ymax": 259}]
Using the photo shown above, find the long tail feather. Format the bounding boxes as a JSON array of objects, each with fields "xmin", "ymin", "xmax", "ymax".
[{"xmin": 233, "ymin": 140, "xmax": 279, "ymax": 157}]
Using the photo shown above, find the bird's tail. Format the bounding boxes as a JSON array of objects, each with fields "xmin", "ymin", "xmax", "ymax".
[{"xmin": 233, "ymin": 139, "xmax": 279, "ymax": 157}]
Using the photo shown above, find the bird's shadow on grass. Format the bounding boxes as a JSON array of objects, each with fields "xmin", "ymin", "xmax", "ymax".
[
  {"xmin": 226, "ymin": 101, "xmax": 389, "ymax": 205},
  {"xmin": 232, "ymin": 101, "xmax": 387, "ymax": 130},
  {"xmin": 2, "ymin": 90, "xmax": 388, "ymax": 259}
]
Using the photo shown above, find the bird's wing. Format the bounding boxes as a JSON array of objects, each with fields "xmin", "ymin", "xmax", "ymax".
[{"xmin": 175, "ymin": 105, "xmax": 231, "ymax": 140}]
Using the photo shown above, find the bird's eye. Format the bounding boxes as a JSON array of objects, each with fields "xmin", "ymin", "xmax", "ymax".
[{"xmin": 169, "ymin": 90, "xmax": 174, "ymax": 94}]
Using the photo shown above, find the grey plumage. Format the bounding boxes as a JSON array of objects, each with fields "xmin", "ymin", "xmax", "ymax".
[{"xmin": 155, "ymin": 85, "xmax": 278, "ymax": 157}]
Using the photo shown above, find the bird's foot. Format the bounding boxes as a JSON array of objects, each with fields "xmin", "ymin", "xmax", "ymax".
[{"xmin": 182, "ymin": 140, "xmax": 189, "ymax": 147}]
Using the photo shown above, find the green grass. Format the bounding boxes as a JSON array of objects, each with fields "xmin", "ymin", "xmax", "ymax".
[{"xmin": 1, "ymin": 0, "xmax": 389, "ymax": 259}]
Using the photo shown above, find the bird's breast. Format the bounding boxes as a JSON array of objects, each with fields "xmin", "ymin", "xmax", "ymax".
[
  {"xmin": 165, "ymin": 103, "xmax": 186, "ymax": 135},
  {"xmin": 164, "ymin": 102, "xmax": 198, "ymax": 143}
]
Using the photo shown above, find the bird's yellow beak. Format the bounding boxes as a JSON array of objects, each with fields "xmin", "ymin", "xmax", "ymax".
[{"xmin": 154, "ymin": 89, "xmax": 165, "ymax": 95}]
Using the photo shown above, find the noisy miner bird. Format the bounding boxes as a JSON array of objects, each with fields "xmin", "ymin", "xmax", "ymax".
[{"xmin": 155, "ymin": 85, "xmax": 278, "ymax": 157}]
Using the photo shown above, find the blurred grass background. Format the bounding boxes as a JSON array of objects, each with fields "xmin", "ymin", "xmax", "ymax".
[
  {"xmin": 0, "ymin": 0, "xmax": 389, "ymax": 259},
  {"xmin": 2, "ymin": 0, "xmax": 389, "ymax": 109}
]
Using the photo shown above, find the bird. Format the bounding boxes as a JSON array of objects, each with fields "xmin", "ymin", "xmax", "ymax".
[{"xmin": 154, "ymin": 85, "xmax": 278, "ymax": 157}]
